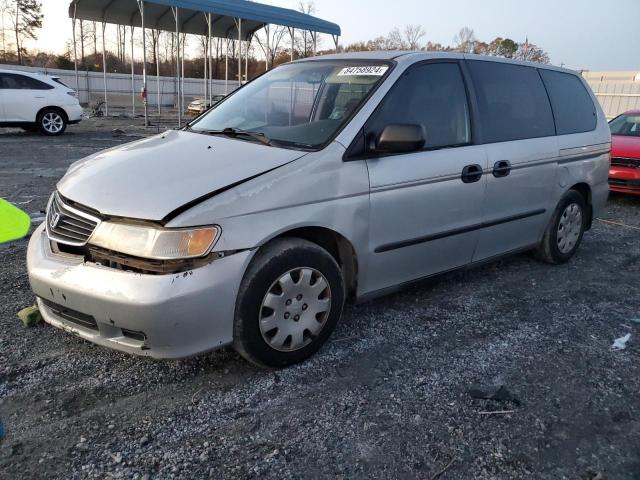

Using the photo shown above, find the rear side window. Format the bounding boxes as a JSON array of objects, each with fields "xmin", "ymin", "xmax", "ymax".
[
  {"xmin": 0, "ymin": 73, "xmax": 53, "ymax": 90},
  {"xmin": 365, "ymin": 62, "xmax": 471, "ymax": 149},
  {"xmin": 539, "ymin": 69, "xmax": 597, "ymax": 135},
  {"xmin": 468, "ymin": 60, "xmax": 555, "ymax": 143}
]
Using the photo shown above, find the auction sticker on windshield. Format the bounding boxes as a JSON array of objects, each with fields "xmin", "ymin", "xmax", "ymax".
[{"xmin": 337, "ymin": 66, "xmax": 389, "ymax": 76}]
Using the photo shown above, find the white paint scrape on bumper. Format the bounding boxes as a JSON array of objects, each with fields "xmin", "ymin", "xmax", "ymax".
[{"xmin": 26, "ymin": 224, "xmax": 251, "ymax": 359}]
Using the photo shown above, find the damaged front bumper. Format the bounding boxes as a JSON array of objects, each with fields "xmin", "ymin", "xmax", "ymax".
[{"xmin": 26, "ymin": 223, "xmax": 251, "ymax": 359}]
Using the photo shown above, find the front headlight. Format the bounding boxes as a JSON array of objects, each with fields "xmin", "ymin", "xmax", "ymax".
[{"xmin": 88, "ymin": 222, "xmax": 220, "ymax": 260}]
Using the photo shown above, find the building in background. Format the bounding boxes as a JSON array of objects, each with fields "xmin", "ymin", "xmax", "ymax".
[{"xmin": 582, "ymin": 71, "xmax": 640, "ymax": 119}]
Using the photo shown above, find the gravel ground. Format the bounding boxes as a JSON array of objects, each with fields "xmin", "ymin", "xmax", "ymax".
[{"xmin": 0, "ymin": 119, "xmax": 639, "ymax": 480}]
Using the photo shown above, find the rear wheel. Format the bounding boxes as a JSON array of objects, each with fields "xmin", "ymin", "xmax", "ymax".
[
  {"xmin": 536, "ymin": 190, "xmax": 587, "ymax": 264},
  {"xmin": 38, "ymin": 109, "xmax": 67, "ymax": 136},
  {"xmin": 234, "ymin": 238, "xmax": 345, "ymax": 368}
]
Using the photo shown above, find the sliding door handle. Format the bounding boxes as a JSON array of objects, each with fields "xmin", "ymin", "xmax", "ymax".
[
  {"xmin": 493, "ymin": 160, "xmax": 512, "ymax": 178},
  {"xmin": 461, "ymin": 164, "xmax": 483, "ymax": 183}
]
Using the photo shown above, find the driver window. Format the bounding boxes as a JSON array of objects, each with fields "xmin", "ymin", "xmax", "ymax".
[{"xmin": 365, "ymin": 62, "xmax": 471, "ymax": 151}]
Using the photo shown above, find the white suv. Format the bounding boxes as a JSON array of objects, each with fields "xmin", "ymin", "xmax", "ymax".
[{"xmin": 0, "ymin": 69, "xmax": 83, "ymax": 135}]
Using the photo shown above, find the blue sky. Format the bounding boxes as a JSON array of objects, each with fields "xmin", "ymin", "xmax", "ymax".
[{"xmin": 36, "ymin": 0, "xmax": 638, "ymax": 71}]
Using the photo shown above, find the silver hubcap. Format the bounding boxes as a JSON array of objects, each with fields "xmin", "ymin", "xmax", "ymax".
[
  {"xmin": 557, "ymin": 203, "xmax": 582, "ymax": 254},
  {"xmin": 42, "ymin": 112, "xmax": 64, "ymax": 133},
  {"xmin": 259, "ymin": 267, "xmax": 331, "ymax": 352}
]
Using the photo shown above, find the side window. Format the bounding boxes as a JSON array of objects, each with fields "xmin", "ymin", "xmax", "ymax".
[
  {"xmin": 468, "ymin": 60, "xmax": 555, "ymax": 143},
  {"xmin": 2, "ymin": 73, "xmax": 53, "ymax": 90},
  {"xmin": 365, "ymin": 62, "xmax": 471, "ymax": 150},
  {"xmin": 539, "ymin": 69, "xmax": 597, "ymax": 135}
]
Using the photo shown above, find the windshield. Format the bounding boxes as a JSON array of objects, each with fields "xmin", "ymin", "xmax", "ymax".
[
  {"xmin": 189, "ymin": 60, "xmax": 391, "ymax": 149},
  {"xmin": 609, "ymin": 114, "xmax": 640, "ymax": 137}
]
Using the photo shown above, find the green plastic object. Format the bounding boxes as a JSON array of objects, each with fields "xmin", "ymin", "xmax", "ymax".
[
  {"xmin": 17, "ymin": 305, "xmax": 43, "ymax": 327},
  {"xmin": 0, "ymin": 198, "xmax": 31, "ymax": 244}
]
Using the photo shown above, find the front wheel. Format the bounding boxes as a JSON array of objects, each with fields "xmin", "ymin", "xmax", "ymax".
[
  {"xmin": 38, "ymin": 109, "xmax": 67, "ymax": 136},
  {"xmin": 234, "ymin": 238, "xmax": 345, "ymax": 368},
  {"xmin": 536, "ymin": 190, "xmax": 587, "ymax": 264}
]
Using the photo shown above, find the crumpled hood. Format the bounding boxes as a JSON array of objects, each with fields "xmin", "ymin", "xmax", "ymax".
[{"xmin": 57, "ymin": 130, "xmax": 306, "ymax": 221}]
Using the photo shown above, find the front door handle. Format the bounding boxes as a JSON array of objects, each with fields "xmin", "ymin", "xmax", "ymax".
[
  {"xmin": 493, "ymin": 160, "xmax": 512, "ymax": 178},
  {"xmin": 461, "ymin": 164, "xmax": 483, "ymax": 183}
]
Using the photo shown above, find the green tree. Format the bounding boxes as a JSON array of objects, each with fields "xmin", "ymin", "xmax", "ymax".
[{"xmin": 8, "ymin": 0, "xmax": 42, "ymax": 64}]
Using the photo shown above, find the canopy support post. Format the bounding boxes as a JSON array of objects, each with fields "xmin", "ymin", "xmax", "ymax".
[
  {"xmin": 130, "ymin": 26, "xmax": 135, "ymax": 118},
  {"xmin": 181, "ymin": 34, "xmax": 185, "ymax": 119},
  {"xmin": 203, "ymin": 13, "xmax": 209, "ymax": 106},
  {"xmin": 156, "ymin": 30, "xmax": 161, "ymax": 117},
  {"xmin": 209, "ymin": 14, "xmax": 217, "ymax": 106},
  {"xmin": 172, "ymin": 7, "xmax": 181, "ymax": 127},
  {"xmin": 224, "ymin": 38, "xmax": 229, "ymax": 94},
  {"xmin": 138, "ymin": 0, "xmax": 148, "ymax": 127},
  {"xmin": 245, "ymin": 34, "xmax": 251, "ymax": 82},
  {"xmin": 289, "ymin": 27, "xmax": 295, "ymax": 62},
  {"xmin": 101, "ymin": 22, "xmax": 108, "ymax": 116},
  {"xmin": 206, "ymin": 13, "xmax": 212, "ymax": 105},
  {"xmin": 237, "ymin": 18, "xmax": 242, "ymax": 86},
  {"xmin": 264, "ymin": 24, "xmax": 269, "ymax": 71},
  {"xmin": 311, "ymin": 31, "xmax": 317, "ymax": 56},
  {"xmin": 203, "ymin": 30, "xmax": 208, "ymax": 104},
  {"xmin": 333, "ymin": 34, "xmax": 339, "ymax": 51},
  {"xmin": 72, "ymin": 5, "xmax": 79, "ymax": 101}
]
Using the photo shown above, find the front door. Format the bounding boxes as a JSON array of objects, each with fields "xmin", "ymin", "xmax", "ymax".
[
  {"xmin": 0, "ymin": 73, "xmax": 46, "ymax": 122},
  {"xmin": 361, "ymin": 61, "xmax": 488, "ymax": 294}
]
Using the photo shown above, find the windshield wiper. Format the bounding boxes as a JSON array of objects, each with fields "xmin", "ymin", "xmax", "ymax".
[{"xmin": 198, "ymin": 127, "xmax": 273, "ymax": 146}]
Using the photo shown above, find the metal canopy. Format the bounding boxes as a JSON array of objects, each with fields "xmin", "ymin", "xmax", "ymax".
[
  {"xmin": 68, "ymin": 0, "xmax": 341, "ymax": 128},
  {"xmin": 69, "ymin": 0, "xmax": 341, "ymax": 39}
]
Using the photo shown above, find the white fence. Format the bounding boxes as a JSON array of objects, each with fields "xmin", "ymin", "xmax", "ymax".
[
  {"xmin": 0, "ymin": 63, "xmax": 238, "ymax": 109},
  {"xmin": 582, "ymin": 71, "xmax": 640, "ymax": 119},
  {"xmin": 3, "ymin": 63, "xmax": 639, "ymax": 121}
]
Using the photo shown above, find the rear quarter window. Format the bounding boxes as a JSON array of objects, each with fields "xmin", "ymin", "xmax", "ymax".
[
  {"xmin": 0, "ymin": 73, "xmax": 53, "ymax": 90},
  {"xmin": 539, "ymin": 69, "xmax": 597, "ymax": 135},
  {"xmin": 467, "ymin": 60, "xmax": 555, "ymax": 143}
]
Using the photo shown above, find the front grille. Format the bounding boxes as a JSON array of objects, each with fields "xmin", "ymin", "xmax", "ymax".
[
  {"xmin": 40, "ymin": 299, "xmax": 98, "ymax": 331},
  {"xmin": 611, "ymin": 157, "xmax": 640, "ymax": 168},
  {"xmin": 46, "ymin": 193, "xmax": 100, "ymax": 246}
]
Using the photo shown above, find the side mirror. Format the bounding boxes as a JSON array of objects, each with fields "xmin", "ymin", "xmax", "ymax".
[{"xmin": 376, "ymin": 123, "xmax": 425, "ymax": 154}]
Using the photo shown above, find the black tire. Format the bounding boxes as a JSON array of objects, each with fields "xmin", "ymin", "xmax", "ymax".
[
  {"xmin": 234, "ymin": 238, "xmax": 345, "ymax": 368},
  {"xmin": 535, "ymin": 190, "xmax": 587, "ymax": 264},
  {"xmin": 20, "ymin": 125, "xmax": 39, "ymax": 132},
  {"xmin": 37, "ymin": 109, "xmax": 67, "ymax": 136}
]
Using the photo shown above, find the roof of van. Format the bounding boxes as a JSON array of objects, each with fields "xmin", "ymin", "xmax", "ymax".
[{"xmin": 300, "ymin": 51, "xmax": 579, "ymax": 75}]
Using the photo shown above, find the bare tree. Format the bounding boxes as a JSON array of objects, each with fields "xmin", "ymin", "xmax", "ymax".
[
  {"xmin": 296, "ymin": 1, "xmax": 316, "ymax": 57},
  {"xmin": 91, "ymin": 21, "xmax": 97, "ymax": 56},
  {"xmin": 403, "ymin": 24, "xmax": 425, "ymax": 50},
  {"xmin": 254, "ymin": 25, "xmax": 287, "ymax": 68},
  {"xmin": 453, "ymin": 26, "xmax": 476, "ymax": 53},
  {"xmin": 0, "ymin": 0, "xmax": 12, "ymax": 62}
]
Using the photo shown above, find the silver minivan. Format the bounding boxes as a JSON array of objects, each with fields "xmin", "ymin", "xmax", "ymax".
[{"xmin": 27, "ymin": 52, "xmax": 611, "ymax": 367}]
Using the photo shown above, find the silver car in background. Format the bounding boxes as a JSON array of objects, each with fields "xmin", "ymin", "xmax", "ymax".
[{"xmin": 27, "ymin": 52, "xmax": 610, "ymax": 367}]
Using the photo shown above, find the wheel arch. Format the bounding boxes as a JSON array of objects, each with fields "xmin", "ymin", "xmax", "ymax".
[
  {"xmin": 36, "ymin": 106, "xmax": 69, "ymax": 123},
  {"xmin": 261, "ymin": 226, "xmax": 359, "ymax": 302},
  {"xmin": 569, "ymin": 182, "xmax": 593, "ymax": 229}
]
